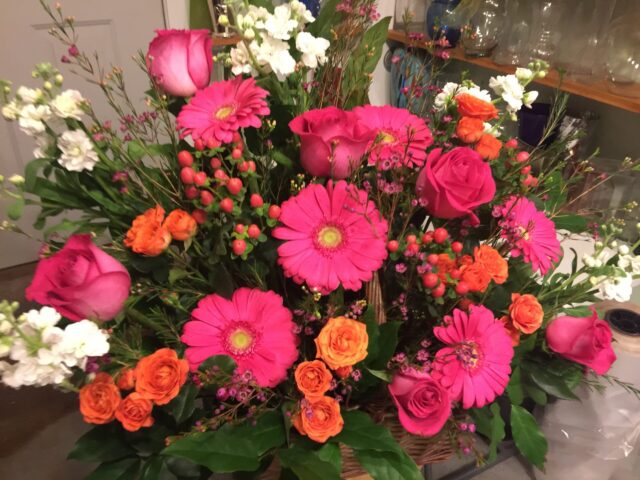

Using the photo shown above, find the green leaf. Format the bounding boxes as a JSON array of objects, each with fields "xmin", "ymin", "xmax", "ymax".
[
  {"xmin": 168, "ymin": 268, "xmax": 190, "ymax": 285},
  {"xmin": 278, "ymin": 445, "xmax": 341, "ymax": 480},
  {"xmin": 24, "ymin": 157, "xmax": 50, "ymax": 192},
  {"xmin": 317, "ymin": 443, "xmax": 342, "ymax": 473},
  {"xmin": 561, "ymin": 306, "xmax": 593, "ymax": 318},
  {"xmin": 363, "ymin": 307, "xmax": 380, "ymax": 362},
  {"xmin": 333, "ymin": 411, "xmax": 402, "ymax": 455},
  {"xmin": 523, "ymin": 381, "xmax": 548, "ymax": 405},
  {"xmin": 271, "ymin": 150, "xmax": 294, "ymax": 168},
  {"xmin": 128, "ymin": 140, "xmax": 146, "ymax": 161},
  {"xmin": 86, "ymin": 458, "xmax": 141, "ymax": 480},
  {"xmin": 167, "ymin": 383, "xmax": 199, "ymax": 425},
  {"xmin": 353, "ymin": 449, "xmax": 422, "ymax": 480},
  {"xmin": 553, "ymin": 214, "xmax": 588, "ymax": 233},
  {"xmin": 471, "ymin": 403, "xmax": 505, "ymax": 462},
  {"xmin": 510, "ymin": 405, "xmax": 548, "ymax": 470},
  {"xmin": 67, "ymin": 425, "xmax": 135, "ymax": 463},
  {"xmin": 306, "ymin": 0, "xmax": 341, "ymax": 39},
  {"xmin": 140, "ymin": 456, "xmax": 177, "ymax": 480},
  {"xmin": 198, "ymin": 354, "xmax": 237, "ymax": 375},
  {"xmin": 506, "ymin": 366, "xmax": 524, "ymax": 406},
  {"xmin": 526, "ymin": 364, "xmax": 579, "ymax": 400},
  {"xmin": 366, "ymin": 368, "xmax": 392, "ymax": 382},
  {"xmin": 7, "ymin": 197, "xmax": 24, "ymax": 220},
  {"xmin": 370, "ymin": 322, "xmax": 400, "ymax": 369},
  {"xmin": 163, "ymin": 411, "xmax": 284, "ymax": 473}
]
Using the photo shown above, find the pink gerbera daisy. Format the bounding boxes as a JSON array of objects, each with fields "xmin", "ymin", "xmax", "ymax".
[
  {"xmin": 496, "ymin": 196, "xmax": 561, "ymax": 275},
  {"xmin": 353, "ymin": 105, "xmax": 433, "ymax": 168},
  {"xmin": 272, "ymin": 180, "xmax": 388, "ymax": 294},
  {"xmin": 431, "ymin": 305, "xmax": 514, "ymax": 409},
  {"xmin": 180, "ymin": 288, "xmax": 298, "ymax": 387},
  {"xmin": 176, "ymin": 76, "xmax": 270, "ymax": 144}
]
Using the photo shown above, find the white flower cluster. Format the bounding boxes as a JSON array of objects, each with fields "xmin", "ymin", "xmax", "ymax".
[
  {"xmin": 1, "ymin": 81, "xmax": 98, "ymax": 172},
  {"xmin": 489, "ymin": 70, "xmax": 538, "ymax": 115},
  {"xmin": 229, "ymin": 1, "xmax": 330, "ymax": 81},
  {"xmin": 433, "ymin": 81, "xmax": 492, "ymax": 111},
  {"xmin": 584, "ymin": 242, "xmax": 640, "ymax": 303},
  {"xmin": 0, "ymin": 305, "xmax": 109, "ymax": 389}
]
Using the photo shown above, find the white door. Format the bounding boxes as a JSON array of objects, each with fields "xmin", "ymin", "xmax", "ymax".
[{"xmin": 0, "ymin": 0, "xmax": 172, "ymax": 269}]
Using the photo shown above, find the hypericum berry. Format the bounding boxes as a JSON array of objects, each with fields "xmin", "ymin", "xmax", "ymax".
[
  {"xmin": 200, "ymin": 190, "xmax": 214, "ymax": 206},
  {"xmin": 227, "ymin": 178, "xmax": 243, "ymax": 195},
  {"xmin": 450, "ymin": 269, "xmax": 462, "ymax": 280},
  {"xmin": 387, "ymin": 240, "xmax": 399, "ymax": 252},
  {"xmin": 406, "ymin": 243, "xmax": 420, "ymax": 255},
  {"xmin": 220, "ymin": 198, "xmax": 234, "ymax": 213},
  {"xmin": 194, "ymin": 171, "xmax": 207, "ymax": 186},
  {"xmin": 177, "ymin": 150, "xmax": 194, "ymax": 167},
  {"xmin": 505, "ymin": 138, "xmax": 518, "ymax": 149},
  {"xmin": 268, "ymin": 205, "xmax": 281, "ymax": 219},
  {"xmin": 185, "ymin": 186, "xmax": 199, "ymax": 200},
  {"xmin": 431, "ymin": 283, "xmax": 446, "ymax": 298},
  {"xmin": 231, "ymin": 148, "xmax": 243, "ymax": 160},
  {"xmin": 194, "ymin": 138, "xmax": 205, "ymax": 151},
  {"xmin": 422, "ymin": 273, "xmax": 439, "ymax": 288},
  {"xmin": 232, "ymin": 239, "xmax": 246, "ymax": 256},
  {"xmin": 516, "ymin": 151, "xmax": 530, "ymax": 163},
  {"xmin": 206, "ymin": 137, "xmax": 221, "ymax": 149},
  {"xmin": 214, "ymin": 169, "xmax": 229, "ymax": 181},
  {"xmin": 406, "ymin": 234, "xmax": 417, "ymax": 244},
  {"xmin": 192, "ymin": 208, "xmax": 207, "ymax": 224},
  {"xmin": 451, "ymin": 241, "xmax": 463, "ymax": 254},
  {"xmin": 210, "ymin": 157, "xmax": 222, "ymax": 169},
  {"xmin": 237, "ymin": 161, "xmax": 249, "ymax": 172},
  {"xmin": 180, "ymin": 167, "xmax": 195, "ymax": 184},
  {"xmin": 234, "ymin": 224, "xmax": 245, "ymax": 234},
  {"xmin": 232, "ymin": 132, "xmax": 242, "ymax": 143},
  {"xmin": 455, "ymin": 281, "xmax": 470, "ymax": 295},
  {"xmin": 433, "ymin": 228, "xmax": 448, "ymax": 244},
  {"xmin": 247, "ymin": 161, "xmax": 256, "ymax": 172},
  {"xmin": 248, "ymin": 224, "xmax": 260, "ymax": 239},
  {"xmin": 427, "ymin": 254, "xmax": 439, "ymax": 265},
  {"xmin": 250, "ymin": 194, "xmax": 264, "ymax": 208},
  {"xmin": 422, "ymin": 232, "xmax": 433, "ymax": 244},
  {"xmin": 521, "ymin": 165, "xmax": 532, "ymax": 175}
]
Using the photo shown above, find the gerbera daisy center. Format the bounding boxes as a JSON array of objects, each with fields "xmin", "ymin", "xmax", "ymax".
[
  {"xmin": 215, "ymin": 104, "xmax": 236, "ymax": 120},
  {"xmin": 455, "ymin": 341, "xmax": 482, "ymax": 371},
  {"xmin": 379, "ymin": 131, "xmax": 396, "ymax": 144},
  {"xmin": 223, "ymin": 322, "xmax": 258, "ymax": 356},
  {"xmin": 317, "ymin": 225, "xmax": 343, "ymax": 249}
]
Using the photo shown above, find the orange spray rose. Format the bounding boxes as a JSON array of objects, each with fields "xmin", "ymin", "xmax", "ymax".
[
  {"xmin": 509, "ymin": 293, "xmax": 544, "ymax": 334},
  {"xmin": 456, "ymin": 116, "xmax": 485, "ymax": 143},
  {"xmin": 135, "ymin": 348, "xmax": 189, "ymax": 405},
  {"xmin": 474, "ymin": 245, "xmax": 508, "ymax": 284},
  {"xmin": 315, "ymin": 316, "xmax": 368, "ymax": 370},
  {"xmin": 124, "ymin": 205, "xmax": 172, "ymax": 256},
  {"xmin": 293, "ymin": 396, "xmax": 344, "ymax": 443},
  {"xmin": 475, "ymin": 134, "xmax": 502, "ymax": 160},
  {"xmin": 163, "ymin": 209, "xmax": 197, "ymax": 241},
  {"xmin": 436, "ymin": 253, "xmax": 456, "ymax": 284},
  {"xmin": 499, "ymin": 315, "xmax": 521, "ymax": 346},
  {"xmin": 295, "ymin": 360, "xmax": 333, "ymax": 400},
  {"xmin": 455, "ymin": 93, "xmax": 499, "ymax": 121},
  {"xmin": 461, "ymin": 263, "xmax": 492, "ymax": 292},
  {"xmin": 79, "ymin": 373, "xmax": 121, "ymax": 425},
  {"xmin": 115, "ymin": 392, "xmax": 154, "ymax": 432},
  {"xmin": 116, "ymin": 367, "xmax": 136, "ymax": 391}
]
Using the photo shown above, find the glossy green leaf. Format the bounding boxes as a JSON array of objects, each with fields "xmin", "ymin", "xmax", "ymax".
[
  {"xmin": 370, "ymin": 322, "xmax": 401, "ymax": 370},
  {"xmin": 198, "ymin": 354, "xmax": 237, "ymax": 375},
  {"xmin": 86, "ymin": 458, "xmax": 141, "ymax": 480},
  {"xmin": 167, "ymin": 382, "xmax": 199, "ymax": 425},
  {"xmin": 67, "ymin": 425, "xmax": 135, "ymax": 463},
  {"xmin": 353, "ymin": 449, "xmax": 423, "ymax": 480},
  {"xmin": 553, "ymin": 214, "xmax": 589, "ymax": 233},
  {"xmin": 306, "ymin": 0, "xmax": 341, "ymax": 39},
  {"xmin": 561, "ymin": 306, "xmax": 593, "ymax": 318},
  {"xmin": 278, "ymin": 445, "xmax": 341, "ymax": 480},
  {"xmin": 333, "ymin": 411, "xmax": 402, "ymax": 455},
  {"xmin": 317, "ymin": 443, "xmax": 342, "ymax": 473},
  {"xmin": 510, "ymin": 405, "xmax": 548, "ymax": 470},
  {"xmin": 471, "ymin": 403, "xmax": 505, "ymax": 462},
  {"xmin": 506, "ymin": 366, "xmax": 524, "ymax": 405},
  {"xmin": 526, "ymin": 364, "xmax": 579, "ymax": 400},
  {"xmin": 140, "ymin": 456, "xmax": 177, "ymax": 480}
]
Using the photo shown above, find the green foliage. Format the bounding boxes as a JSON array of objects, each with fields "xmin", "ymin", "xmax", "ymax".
[
  {"xmin": 553, "ymin": 214, "xmax": 589, "ymax": 233},
  {"xmin": 306, "ymin": 0, "xmax": 341, "ymax": 39},
  {"xmin": 471, "ymin": 403, "xmax": 505, "ymax": 462},
  {"xmin": 198, "ymin": 354, "xmax": 237, "ymax": 375},
  {"xmin": 278, "ymin": 445, "xmax": 341, "ymax": 480},
  {"xmin": 163, "ymin": 411, "xmax": 285, "ymax": 473},
  {"xmin": 506, "ymin": 366, "xmax": 524, "ymax": 406},
  {"xmin": 523, "ymin": 360, "xmax": 579, "ymax": 400},
  {"xmin": 86, "ymin": 458, "xmax": 141, "ymax": 480},
  {"xmin": 166, "ymin": 383, "xmax": 199, "ymax": 425},
  {"xmin": 510, "ymin": 405, "xmax": 548, "ymax": 470},
  {"xmin": 68, "ymin": 424, "xmax": 135, "ymax": 463}
]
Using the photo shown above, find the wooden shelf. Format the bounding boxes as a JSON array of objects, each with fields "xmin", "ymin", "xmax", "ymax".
[
  {"xmin": 211, "ymin": 35, "xmax": 241, "ymax": 47},
  {"xmin": 387, "ymin": 29, "xmax": 640, "ymax": 114}
]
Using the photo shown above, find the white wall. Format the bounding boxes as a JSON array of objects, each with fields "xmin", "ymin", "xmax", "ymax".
[
  {"xmin": 163, "ymin": 0, "xmax": 190, "ymax": 28},
  {"xmin": 369, "ymin": 0, "xmax": 395, "ymax": 106}
]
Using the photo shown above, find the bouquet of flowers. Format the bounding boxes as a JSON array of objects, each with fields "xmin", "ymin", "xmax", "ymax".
[{"xmin": 1, "ymin": 1, "xmax": 639, "ymax": 478}]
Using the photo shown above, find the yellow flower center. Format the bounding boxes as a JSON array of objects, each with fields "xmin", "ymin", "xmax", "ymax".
[
  {"xmin": 317, "ymin": 226, "xmax": 343, "ymax": 249},
  {"xmin": 229, "ymin": 329, "xmax": 253, "ymax": 352},
  {"xmin": 215, "ymin": 105, "xmax": 235, "ymax": 120},
  {"xmin": 518, "ymin": 226, "xmax": 531, "ymax": 241},
  {"xmin": 379, "ymin": 131, "xmax": 396, "ymax": 144}
]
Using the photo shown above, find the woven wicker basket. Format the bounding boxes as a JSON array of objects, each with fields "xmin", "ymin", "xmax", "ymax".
[{"xmin": 260, "ymin": 274, "xmax": 455, "ymax": 479}]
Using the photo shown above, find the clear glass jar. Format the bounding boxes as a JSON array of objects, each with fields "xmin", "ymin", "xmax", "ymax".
[
  {"xmin": 603, "ymin": 13, "xmax": 640, "ymax": 98},
  {"xmin": 461, "ymin": 0, "xmax": 506, "ymax": 57},
  {"xmin": 492, "ymin": 0, "xmax": 532, "ymax": 65},
  {"xmin": 529, "ymin": 0, "xmax": 564, "ymax": 62}
]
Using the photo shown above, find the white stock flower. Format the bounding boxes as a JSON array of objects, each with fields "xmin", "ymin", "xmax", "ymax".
[
  {"xmin": 295, "ymin": 32, "xmax": 330, "ymax": 69},
  {"xmin": 523, "ymin": 91, "xmax": 538, "ymax": 108},
  {"xmin": 263, "ymin": 5, "xmax": 299, "ymax": 41},
  {"xmin": 57, "ymin": 129, "xmax": 99, "ymax": 172},
  {"xmin": 489, "ymin": 75, "xmax": 525, "ymax": 113},
  {"xmin": 53, "ymin": 320, "xmax": 110, "ymax": 367},
  {"xmin": 1, "ymin": 100, "xmax": 21, "ymax": 120},
  {"xmin": 51, "ymin": 89, "xmax": 86, "ymax": 120},
  {"xmin": 290, "ymin": 0, "xmax": 315, "ymax": 24},
  {"xmin": 33, "ymin": 135, "xmax": 52, "ymax": 159},
  {"xmin": 16, "ymin": 86, "xmax": 42, "ymax": 104},
  {"xmin": 618, "ymin": 254, "xmax": 640, "ymax": 275},
  {"xmin": 434, "ymin": 82, "xmax": 491, "ymax": 110},
  {"xmin": 18, "ymin": 104, "xmax": 51, "ymax": 136},
  {"xmin": 257, "ymin": 37, "xmax": 296, "ymax": 81},
  {"xmin": 230, "ymin": 42, "xmax": 257, "ymax": 76},
  {"xmin": 24, "ymin": 306, "xmax": 61, "ymax": 329},
  {"xmin": 600, "ymin": 274, "xmax": 633, "ymax": 303},
  {"xmin": 515, "ymin": 68, "xmax": 534, "ymax": 82}
]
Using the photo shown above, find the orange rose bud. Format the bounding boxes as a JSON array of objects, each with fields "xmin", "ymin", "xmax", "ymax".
[
  {"xmin": 163, "ymin": 209, "xmax": 197, "ymax": 241},
  {"xmin": 295, "ymin": 360, "xmax": 333, "ymax": 400},
  {"xmin": 116, "ymin": 368, "xmax": 136, "ymax": 390},
  {"xmin": 461, "ymin": 263, "xmax": 492, "ymax": 293},
  {"xmin": 124, "ymin": 205, "xmax": 172, "ymax": 256},
  {"xmin": 474, "ymin": 245, "xmax": 508, "ymax": 284},
  {"xmin": 436, "ymin": 253, "xmax": 456, "ymax": 284},
  {"xmin": 334, "ymin": 365, "xmax": 353, "ymax": 379},
  {"xmin": 456, "ymin": 116, "xmax": 485, "ymax": 143},
  {"xmin": 79, "ymin": 373, "xmax": 121, "ymax": 425},
  {"xmin": 115, "ymin": 392, "xmax": 154, "ymax": 432},
  {"xmin": 135, "ymin": 348, "xmax": 189, "ymax": 405},
  {"xmin": 315, "ymin": 316, "xmax": 368, "ymax": 370},
  {"xmin": 499, "ymin": 315, "xmax": 521, "ymax": 346},
  {"xmin": 293, "ymin": 396, "xmax": 344, "ymax": 443},
  {"xmin": 509, "ymin": 293, "xmax": 543, "ymax": 334},
  {"xmin": 455, "ymin": 93, "xmax": 499, "ymax": 121},
  {"xmin": 475, "ymin": 134, "xmax": 502, "ymax": 160}
]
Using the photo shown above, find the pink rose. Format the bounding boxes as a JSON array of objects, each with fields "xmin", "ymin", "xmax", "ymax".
[
  {"xmin": 388, "ymin": 368, "xmax": 451, "ymax": 437},
  {"xmin": 26, "ymin": 235, "xmax": 131, "ymax": 322},
  {"xmin": 289, "ymin": 107, "xmax": 374, "ymax": 179},
  {"xmin": 416, "ymin": 147, "xmax": 496, "ymax": 220},
  {"xmin": 546, "ymin": 310, "xmax": 616, "ymax": 375},
  {"xmin": 147, "ymin": 30, "xmax": 213, "ymax": 97}
]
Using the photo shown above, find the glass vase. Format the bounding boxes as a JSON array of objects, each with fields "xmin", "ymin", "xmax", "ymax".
[
  {"xmin": 529, "ymin": 0, "xmax": 565, "ymax": 62},
  {"xmin": 603, "ymin": 12, "xmax": 640, "ymax": 98},
  {"xmin": 492, "ymin": 0, "xmax": 532, "ymax": 65},
  {"xmin": 426, "ymin": 0, "xmax": 462, "ymax": 47},
  {"xmin": 461, "ymin": 0, "xmax": 506, "ymax": 57}
]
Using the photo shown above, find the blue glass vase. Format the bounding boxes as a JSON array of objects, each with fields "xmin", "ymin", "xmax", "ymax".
[
  {"xmin": 301, "ymin": 0, "xmax": 321, "ymax": 17},
  {"xmin": 426, "ymin": 0, "xmax": 462, "ymax": 47}
]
